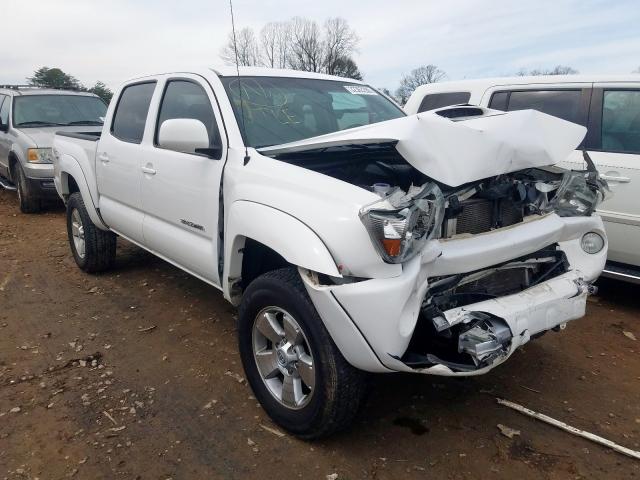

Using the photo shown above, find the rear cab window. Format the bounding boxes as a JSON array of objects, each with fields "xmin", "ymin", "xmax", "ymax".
[
  {"xmin": 418, "ymin": 92, "xmax": 471, "ymax": 112},
  {"xmin": 111, "ymin": 82, "xmax": 157, "ymax": 143}
]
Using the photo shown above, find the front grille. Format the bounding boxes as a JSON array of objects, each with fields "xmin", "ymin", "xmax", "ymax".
[{"xmin": 450, "ymin": 199, "xmax": 523, "ymax": 236}]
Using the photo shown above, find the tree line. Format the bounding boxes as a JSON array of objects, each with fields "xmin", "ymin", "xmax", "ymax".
[
  {"xmin": 26, "ymin": 67, "xmax": 113, "ymax": 103},
  {"xmin": 220, "ymin": 17, "xmax": 362, "ymax": 80}
]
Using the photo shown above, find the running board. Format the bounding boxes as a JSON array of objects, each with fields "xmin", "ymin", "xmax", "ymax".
[
  {"xmin": 0, "ymin": 176, "xmax": 17, "ymax": 191},
  {"xmin": 602, "ymin": 261, "xmax": 640, "ymax": 285}
]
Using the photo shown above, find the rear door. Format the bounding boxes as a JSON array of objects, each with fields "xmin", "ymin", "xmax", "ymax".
[
  {"xmin": 579, "ymin": 84, "xmax": 640, "ymax": 266},
  {"xmin": 96, "ymin": 81, "xmax": 157, "ymax": 243},
  {"xmin": 139, "ymin": 74, "xmax": 227, "ymax": 285}
]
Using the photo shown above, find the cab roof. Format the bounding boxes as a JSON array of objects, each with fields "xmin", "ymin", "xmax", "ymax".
[{"xmin": 210, "ymin": 66, "xmax": 366, "ymax": 84}]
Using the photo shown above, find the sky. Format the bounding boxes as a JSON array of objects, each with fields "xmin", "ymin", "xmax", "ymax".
[{"xmin": 2, "ymin": 0, "xmax": 639, "ymax": 91}]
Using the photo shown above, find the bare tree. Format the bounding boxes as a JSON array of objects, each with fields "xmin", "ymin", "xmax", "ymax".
[
  {"xmin": 395, "ymin": 65, "xmax": 446, "ymax": 104},
  {"xmin": 260, "ymin": 22, "xmax": 291, "ymax": 68},
  {"xmin": 323, "ymin": 18, "xmax": 359, "ymax": 76},
  {"xmin": 288, "ymin": 17, "xmax": 324, "ymax": 72},
  {"xmin": 516, "ymin": 65, "xmax": 579, "ymax": 76},
  {"xmin": 633, "ymin": 66, "xmax": 640, "ymax": 74},
  {"xmin": 219, "ymin": 16, "xmax": 362, "ymax": 78},
  {"xmin": 220, "ymin": 27, "xmax": 260, "ymax": 66}
]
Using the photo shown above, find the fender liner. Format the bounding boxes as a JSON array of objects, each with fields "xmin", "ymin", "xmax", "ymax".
[{"xmin": 223, "ymin": 200, "xmax": 341, "ymax": 301}]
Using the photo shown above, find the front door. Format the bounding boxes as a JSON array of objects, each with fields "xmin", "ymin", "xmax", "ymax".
[
  {"xmin": 96, "ymin": 81, "xmax": 157, "ymax": 243},
  {"xmin": 139, "ymin": 75, "xmax": 227, "ymax": 285},
  {"xmin": 561, "ymin": 85, "xmax": 640, "ymax": 267}
]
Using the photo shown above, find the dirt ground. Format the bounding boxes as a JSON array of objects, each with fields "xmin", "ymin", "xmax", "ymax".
[{"xmin": 0, "ymin": 188, "xmax": 639, "ymax": 480}]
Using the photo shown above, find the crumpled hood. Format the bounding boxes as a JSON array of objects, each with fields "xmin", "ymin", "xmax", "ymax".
[
  {"xmin": 20, "ymin": 126, "xmax": 102, "ymax": 148},
  {"xmin": 259, "ymin": 108, "xmax": 587, "ymax": 187}
]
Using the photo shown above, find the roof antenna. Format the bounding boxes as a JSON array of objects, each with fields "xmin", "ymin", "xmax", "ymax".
[{"xmin": 228, "ymin": 0, "xmax": 251, "ymax": 165}]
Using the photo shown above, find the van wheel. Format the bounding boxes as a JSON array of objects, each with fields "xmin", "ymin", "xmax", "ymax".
[
  {"xmin": 238, "ymin": 267, "xmax": 367, "ymax": 439},
  {"xmin": 66, "ymin": 192, "xmax": 116, "ymax": 273},
  {"xmin": 15, "ymin": 164, "xmax": 41, "ymax": 213}
]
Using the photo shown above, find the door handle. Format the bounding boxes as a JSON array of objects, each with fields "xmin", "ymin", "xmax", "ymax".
[
  {"xmin": 141, "ymin": 165, "xmax": 157, "ymax": 175},
  {"xmin": 601, "ymin": 174, "xmax": 631, "ymax": 183},
  {"xmin": 98, "ymin": 152, "xmax": 110, "ymax": 163}
]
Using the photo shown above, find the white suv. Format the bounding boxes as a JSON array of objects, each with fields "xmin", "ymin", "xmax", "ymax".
[{"xmin": 405, "ymin": 75, "xmax": 640, "ymax": 283}]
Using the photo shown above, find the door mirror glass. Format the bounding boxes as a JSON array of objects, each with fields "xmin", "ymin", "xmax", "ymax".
[{"xmin": 158, "ymin": 118, "xmax": 211, "ymax": 154}]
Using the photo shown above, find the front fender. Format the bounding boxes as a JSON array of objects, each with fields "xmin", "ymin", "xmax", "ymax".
[
  {"xmin": 223, "ymin": 200, "xmax": 341, "ymax": 301},
  {"xmin": 55, "ymin": 153, "xmax": 108, "ymax": 230}
]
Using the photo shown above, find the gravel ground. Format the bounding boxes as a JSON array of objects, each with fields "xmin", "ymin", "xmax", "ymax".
[{"xmin": 0, "ymin": 188, "xmax": 639, "ymax": 480}]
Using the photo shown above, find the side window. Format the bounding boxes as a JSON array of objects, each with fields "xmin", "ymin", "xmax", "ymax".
[
  {"xmin": 601, "ymin": 90, "xmax": 640, "ymax": 154},
  {"xmin": 155, "ymin": 80, "xmax": 220, "ymax": 152},
  {"xmin": 0, "ymin": 95, "xmax": 9, "ymax": 126},
  {"xmin": 504, "ymin": 90, "xmax": 583, "ymax": 124},
  {"xmin": 488, "ymin": 91, "xmax": 508, "ymax": 111},
  {"xmin": 418, "ymin": 92, "xmax": 471, "ymax": 112},
  {"xmin": 111, "ymin": 82, "xmax": 156, "ymax": 143}
]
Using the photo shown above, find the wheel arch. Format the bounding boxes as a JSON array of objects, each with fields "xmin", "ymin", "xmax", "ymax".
[
  {"xmin": 223, "ymin": 200, "xmax": 341, "ymax": 305},
  {"xmin": 57, "ymin": 155, "xmax": 108, "ymax": 231}
]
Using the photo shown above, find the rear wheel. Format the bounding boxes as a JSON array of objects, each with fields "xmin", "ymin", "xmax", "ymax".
[
  {"xmin": 66, "ymin": 192, "xmax": 116, "ymax": 273},
  {"xmin": 238, "ymin": 267, "xmax": 367, "ymax": 439},
  {"xmin": 14, "ymin": 163, "xmax": 41, "ymax": 214}
]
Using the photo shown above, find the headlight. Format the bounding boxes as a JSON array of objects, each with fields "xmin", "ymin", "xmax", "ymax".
[
  {"xmin": 550, "ymin": 171, "xmax": 607, "ymax": 217},
  {"xmin": 360, "ymin": 183, "xmax": 444, "ymax": 263},
  {"xmin": 27, "ymin": 148, "xmax": 54, "ymax": 164},
  {"xmin": 581, "ymin": 232, "xmax": 605, "ymax": 254}
]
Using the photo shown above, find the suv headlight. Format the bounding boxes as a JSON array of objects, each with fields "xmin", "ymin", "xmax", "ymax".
[
  {"xmin": 27, "ymin": 148, "xmax": 54, "ymax": 164},
  {"xmin": 360, "ymin": 183, "xmax": 444, "ymax": 263},
  {"xmin": 550, "ymin": 171, "xmax": 608, "ymax": 217}
]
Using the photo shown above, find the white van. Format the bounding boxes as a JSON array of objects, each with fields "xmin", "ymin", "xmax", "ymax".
[{"xmin": 405, "ymin": 75, "xmax": 640, "ymax": 283}]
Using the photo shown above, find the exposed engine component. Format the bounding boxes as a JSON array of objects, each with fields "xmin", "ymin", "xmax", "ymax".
[{"xmin": 457, "ymin": 313, "xmax": 512, "ymax": 366}]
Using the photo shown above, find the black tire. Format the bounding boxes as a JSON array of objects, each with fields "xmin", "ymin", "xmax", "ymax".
[
  {"xmin": 14, "ymin": 163, "xmax": 41, "ymax": 214},
  {"xmin": 66, "ymin": 192, "xmax": 116, "ymax": 273},
  {"xmin": 239, "ymin": 267, "xmax": 367, "ymax": 439}
]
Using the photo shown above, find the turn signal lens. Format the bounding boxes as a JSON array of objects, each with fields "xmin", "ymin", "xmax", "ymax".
[
  {"xmin": 382, "ymin": 238, "xmax": 402, "ymax": 257},
  {"xmin": 27, "ymin": 148, "xmax": 54, "ymax": 164}
]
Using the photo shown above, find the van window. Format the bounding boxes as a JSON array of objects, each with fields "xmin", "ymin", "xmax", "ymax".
[
  {"xmin": 111, "ymin": 82, "xmax": 156, "ymax": 143},
  {"xmin": 418, "ymin": 92, "xmax": 471, "ymax": 112},
  {"xmin": 602, "ymin": 90, "xmax": 640, "ymax": 154},
  {"xmin": 155, "ymin": 80, "xmax": 221, "ymax": 152},
  {"xmin": 489, "ymin": 89, "xmax": 583, "ymax": 124}
]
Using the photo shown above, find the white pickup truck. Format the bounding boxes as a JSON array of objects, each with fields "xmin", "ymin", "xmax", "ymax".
[{"xmin": 53, "ymin": 67, "xmax": 607, "ymax": 439}]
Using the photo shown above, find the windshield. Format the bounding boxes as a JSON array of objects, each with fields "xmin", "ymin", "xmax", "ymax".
[
  {"xmin": 220, "ymin": 76, "xmax": 405, "ymax": 148},
  {"xmin": 13, "ymin": 95, "xmax": 107, "ymax": 127}
]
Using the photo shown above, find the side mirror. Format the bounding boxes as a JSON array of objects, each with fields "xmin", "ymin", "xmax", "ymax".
[
  {"xmin": 158, "ymin": 118, "xmax": 212, "ymax": 155},
  {"xmin": 0, "ymin": 120, "xmax": 7, "ymax": 133}
]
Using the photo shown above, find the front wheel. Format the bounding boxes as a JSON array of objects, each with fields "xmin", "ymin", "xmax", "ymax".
[
  {"xmin": 66, "ymin": 192, "xmax": 117, "ymax": 273},
  {"xmin": 14, "ymin": 163, "xmax": 41, "ymax": 213},
  {"xmin": 238, "ymin": 268, "xmax": 367, "ymax": 439}
]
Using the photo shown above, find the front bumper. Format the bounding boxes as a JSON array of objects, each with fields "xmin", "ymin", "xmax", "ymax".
[
  {"xmin": 302, "ymin": 213, "xmax": 606, "ymax": 374},
  {"xmin": 23, "ymin": 163, "xmax": 58, "ymax": 199}
]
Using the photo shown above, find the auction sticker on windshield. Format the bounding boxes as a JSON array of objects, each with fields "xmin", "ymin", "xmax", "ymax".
[{"xmin": 344, "ymin": 85, "xmax": 377, "ymax": 95}]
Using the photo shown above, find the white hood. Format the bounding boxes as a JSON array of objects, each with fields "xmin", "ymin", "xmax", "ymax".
[{"xmin": 259, "ymin": 108, "xmax": 587, "ymax": 187}]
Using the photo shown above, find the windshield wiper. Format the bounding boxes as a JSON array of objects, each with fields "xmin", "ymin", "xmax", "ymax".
[
  {"xmin": 15, "ymin": 121, "xmax": 66, "ymax": 127},
  {"xmin": 65, "ymin": 120, "xmax": 104, "ymax": 126}
]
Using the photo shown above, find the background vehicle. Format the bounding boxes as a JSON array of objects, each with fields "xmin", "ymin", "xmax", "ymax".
[
  {"xmin": 405, "ymin": 75, "xmax": 640, "ymax": 283},
  {"xmin": 0, "ymin": 86, "xmax": 106, "ymax": 212},
  {"xmin": 52, "ymin": 68, "xmax": 606, "ymax": 438}
]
